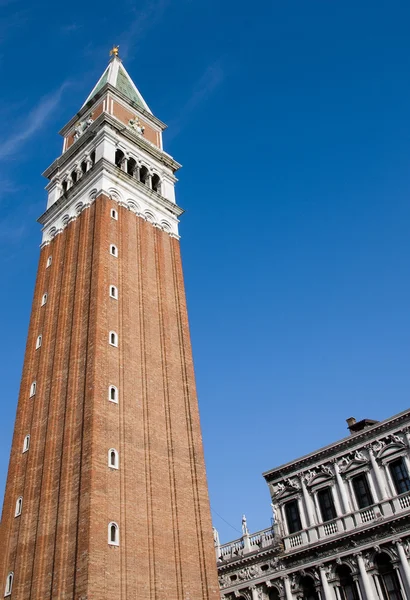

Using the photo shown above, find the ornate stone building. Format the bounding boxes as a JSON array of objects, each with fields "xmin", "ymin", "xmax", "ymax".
[
  {"xmin": 0, "ymin": 49, "xmax": 219, "ymax": 599},
  {"xmin": 217, "ymin": 409, "xmax": 410, "ymax": 600}
]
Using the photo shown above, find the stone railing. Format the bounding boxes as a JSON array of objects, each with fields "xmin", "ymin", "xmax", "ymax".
[
  {"xmin": 217, "ymin": 526, "xmax": 277, "ymax": 563},
  {"xmin": 282, "ymin": 491, "xmax": 410, "ymax": 551}
]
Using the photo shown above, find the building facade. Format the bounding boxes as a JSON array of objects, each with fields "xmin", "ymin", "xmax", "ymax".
[
  {"xmin": 0, "ymin": 50, "xmax": 220, "ymax": 600},
  {"xmin": 217, "ymin": 409, "xmax": 410, "ymax": 600}
]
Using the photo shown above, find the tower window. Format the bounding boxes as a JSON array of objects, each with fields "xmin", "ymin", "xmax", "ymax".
[
  {"xmin": 109, "ymin": 332, "xmax": 118, "ymax": 347},
  {"xmin": 111, "ymin": 208, "xmax": 118, "ymax": 220},
  {"xmin": 109, "ymin": 385, "xmax": 118, "ymax": 403},
  {"xmin": 108, "ymin": 448, "xmax": 119, "ymax": 469},
  {"xmin": 23, "ymin": 435, "xmax": 30, "ymax": 453},
  {"xmin": 284, "ymin": 499, "xmax": 302, "ymax": 534},
  {"xmin": 29, "ymin": 381, "xmax": 36, "ymax": 398},
  {"xmin": 152, "ymin": 174, "xmax": 161, "ymax": 194},
  {"xmin": 110, "ymin": 285, "xmax": 118, "ymax": 300},
  {"xmin": 108, "ymin": 522, "xmax": 119, "ymax": 546},
  {"xmin": 110, "ymin": 244, "xmax": 118, "ymax": 257},
  {"xmin": 389, "ymin": 458, "xmax": 410, "ymax": 495},
  {"xmin": 352, "ymin": 473, "xmax": 373, "ymax": 509},
  {"xmin": 41, "ymin": 293, "xmax": 48, "ymax": 306},
  {"xmin": 317, "ymin": 487, "xmax": 337, "ymax": 522},
  {"xmin": 15, "ymin": 497, "xmax": 23, "ymax": 517},
  {"xmin": 139, "ymin": 165, "xmax": 148, "ymax": 185},
  {"xmin": 4, "ymin": 572, "xmax": 13, "ymax": 597},
  {"xmin": 36, "ymin": 335, "xmax": 42, "ymax": 349},
  {"xmin": 81, "ymin": 160, "xmax": 87, "ymax": 174},
  {"xmin": 46, "ymin": 256, "xmax": 52, "ymax": 268},
  {"xmin": 115, "ymin": 149, "xmax": 125, "ymax": 168}
]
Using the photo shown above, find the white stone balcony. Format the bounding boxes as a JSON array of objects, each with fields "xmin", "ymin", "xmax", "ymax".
[
  {"xmin": 217, "ymin": 526, "xmax": 278, "ymax": 563},
  {"xmin": 283, "ymin": 490, "xmax": 410, "ymax": 551}
]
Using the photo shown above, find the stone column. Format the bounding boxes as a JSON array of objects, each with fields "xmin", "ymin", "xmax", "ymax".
[
  {"xmin": 355, "ymin": 553, "xmax": 376, "ymax": 600},
  {"xmin": 367, "ymin": 446, "xmax": 388, "ymax": 500},
  {"xmin": 284, "ymin": 576, "xmax": 294, "ymax": 600},
  {"xmin": 146, "ymin": 172, "xmax": 152, "ymax": 188},
  {"xmin": 133, "ymin": 165, "xmax": 140, "ymax": 180},
  {"xmin": 299, "ymin": 474, "xmax": 316, "ymax": 526},
  {"xmin": 250, "ymin": 586, "xmax": 260, "ymax": 600},
  {"xmin": 396, "ymin": 540, "xmax": 410, "ymax": 597},
  {"xmin": 319, "ymin": 566, "xmax": 332, "ymax": 600},
  {"xmin": 333, "ymin": 459, "xmax": 351, "ymax": 514},
  {"xmin": 365, "ymin": 470, "xmax": 379, "ymax": 506}
]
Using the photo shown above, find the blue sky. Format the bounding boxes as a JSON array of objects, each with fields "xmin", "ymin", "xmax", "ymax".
[{"xmin": 1, "ymin": 0, "xmax": 410, "ymax": 543}]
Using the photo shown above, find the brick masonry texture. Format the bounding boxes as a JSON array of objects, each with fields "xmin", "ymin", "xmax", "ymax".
[{"xmin": 0, "ymin": 194, "xmax": 220, "ymax": 599}]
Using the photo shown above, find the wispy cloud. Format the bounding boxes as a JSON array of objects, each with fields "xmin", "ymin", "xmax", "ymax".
[
  {"xmin": 119, "ymin": 0, "xmax": 171, "ymax": 59},
  {"xmin": 61, "ymin": 23, "xmax": 83, "ymax": 34},
  {"xmin": 166, "ymin": 61, "xmax": 225, "ymax": 141},
  {"xmin": 0, "ymin": 82, "xmax": 70, "ymax": 160}
]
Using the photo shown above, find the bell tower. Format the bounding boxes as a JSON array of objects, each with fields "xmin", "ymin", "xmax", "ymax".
[{"xmin": 0, "ymin": 48, "xmax": 219, "ymax": 600}]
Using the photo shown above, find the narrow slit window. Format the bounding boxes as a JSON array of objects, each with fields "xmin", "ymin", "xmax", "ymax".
[
  {"xmin": 109, "ymin": 385, "xmax": 118, "ymax": 403},
  {"xmin": 29, "ymin": 381, "xmax": 36, "ymax": 397},
  {"xmin": 15, "ymin": 497, "xmax": 23, "ymax": 517},
  {"xmin": 41, "ymin": 293, "xmax": 48, "ymax": 306},
  {"xmin": 23, "ymin": 435, "xmax": 30, "ymax": 453},
  {"xmin": 109, "ymin": 332, "xmax": 118, "ymax": 347},
  {"xmin": 36, "ymin": 335, "xmax": 42, "ymax": 349},
  {"xmin": 46, "ymin": 256, "xmax": 52, "ymax": 268},
  {"xmin": 111, "ymin": 209, "xmax": 118, "ymax": 220},
  {"xmin": 110, "ymin": 244, "xmax": 118, "ymax": 257},
  {"xmin": 5, "ymin": 572, "xmax": 13, "ymax": 597},
  {"xmin": 110, "ymin": 285, "xmax": 118, "ymax": 299},
  {"xmin": 108, "ymin": 448, "xmax": 119, "ymax": 469},
  {"xmin": 108, "ymin": 522, "xmax": 119, "ymax": 546}
]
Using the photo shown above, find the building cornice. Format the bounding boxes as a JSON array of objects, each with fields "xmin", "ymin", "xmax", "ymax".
[
  {"xmin": 43, "ymin": 113, "xmax": 181, "ymax": 181},
  {"xmin": 263, "ymin": 408, "xmax": 410, "ymax": 481}
]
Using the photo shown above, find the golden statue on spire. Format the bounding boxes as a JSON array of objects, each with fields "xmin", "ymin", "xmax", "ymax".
[{"xmin": 110, "ymin": 45, "xmax": 119, "ymax": 58}]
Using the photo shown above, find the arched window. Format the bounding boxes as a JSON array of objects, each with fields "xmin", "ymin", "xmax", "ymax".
[
  {"xmin": 111, "ymin": 208, "xmax": 118, "ymax": 220},
  {"xmin": 62, "ymin": 180, "xmax": 68, "ymax": 194},
  {"xmin": 115, "ymin": 149, "xmax": 125, "ymax": 169},
  {"xmin": 109, "ymin": 332, "xmax": 118, "ymax": 347},
  {"xmin": 23, "ymin": 435, "xmax": 30, "ymax": 453},
  {"xmin": 152, "ymin": 174, "xmax": 161, "ymax": 194},
  {"xmin": 46, "ymin": 256, "xmax": 52, "ymax": 268},
  {"xmin": 71, "ymin": 169, "xmax": 78, "ymax": 184},
  {"xmin": 299, "ymin": 575, "xmax": 319, "ymax": 600},
  {"xmin": 41, "ymin": 293, "xmax": 48, "ymax": 306},
  {"xmin": 108, "ymin": 448, "xmax": 119, "ymax": 469},
  {"xmin": 29, "ymin": 381, "xmax": 36, "ymax": 397},
  {"xmin": 127, "ymin": 157, "xmax": 137, "ymax": 177},
  {"xmin": 375, "ymin": 553, "xmax": 402, "ymax": 600},
  {"xmin": 15, "ymin": 496, "xmax": 23, "ymax": 517},
  {"xmin": 336, "ymin": 565, "xmax": 359, "ymax": 600},
  {"xmin": 81, "ymin": 160, "xmax": 87, "ymax": 174},
  {"xmin": 108, "ymin": 385, "xmax": 118, "ymax": 403},
  {"xmin": 268, "ymin": 587, "xmax": 281, "ymax": 600},
  {"xmin": 90, "ymin": 150, "xmax": 96, "ymax": 166},
  {"xmin": 108, "ymin": 522, "xmax": 119, "ymax": 546},
  {"xmin": 139, "ymin": 166, "xmax": 149, "ymax": 185},
  {"xmin": 110, "ymin": 244, "xmax": 118, "ymax": 257},
  {"xmin": 36, "ymin": 335, "xmax": 42, "ymax": 349},
  {"xmin": 110, "ymin": 285, "xmax": 118, "ymax": 300},
  {"xmin": 4, "ymin": 572, "xmax": 13, "ymax": 597}
]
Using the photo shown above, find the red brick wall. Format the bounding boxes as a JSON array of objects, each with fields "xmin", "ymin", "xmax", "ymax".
[{"xmin": 0, "ymin": 195, "xmax": 219, "ymax": 599}]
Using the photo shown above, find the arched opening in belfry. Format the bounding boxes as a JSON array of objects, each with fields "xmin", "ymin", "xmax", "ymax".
[
  {"xmin": 115, "ymin": 149, "xmax": 124, "ymax": 168},
  {"xmin": 299, "ymin": 575, "xmax": 319, "ymax": 600},
  {"xmin": 336, "ymin": 565, "xmax": 359, "ymax": 600},
  {"xmin": 152, "ymin": 174, "xmax": 161, "ymax": 194},
  {"xmin": 374, "ymin": 553, "xmax": 402, "ymax": 600},
  {"xmin": 62, "ymin": 180, "xmax": 68, "ymax": 193},
  {"xmin": 71, "ymin": 170, "xmax": 77, "ymax": 184},
  {"xmin": 127, "ymin": 157, "xmax": 136, "ymax": 177},
  {"xmin": 139, "ymin": 166, "xmax": 149, "ymax": 185},
  {"xmin": 268, "ymin": 587, "xmax": 280, "ymax": 600},
  {"xmin": 90, "ymin": 150, "xmax": 96, "ymax": 166},
  {"xmin": 81, "ymin": 160, "xmax": 87, "ymax": 174}
]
